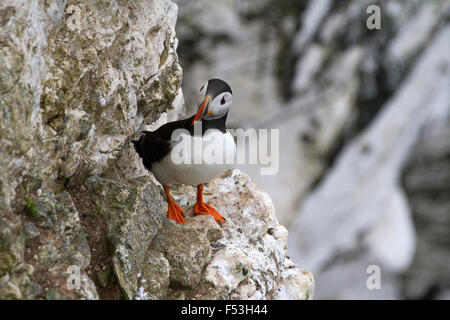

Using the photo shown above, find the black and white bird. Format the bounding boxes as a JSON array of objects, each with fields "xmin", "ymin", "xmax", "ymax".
[{"xmin": 133, "ymin": 79, "xmax": 236, "ymax": 224}]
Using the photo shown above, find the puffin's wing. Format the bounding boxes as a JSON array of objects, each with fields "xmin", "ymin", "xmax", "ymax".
[
  {"xmin": 133, "ymin": 116, "xmax": 194, "ymax": 170},
  {"xmin": 140, "ymin": 132, "xmax": 172, "ymax": 170}
]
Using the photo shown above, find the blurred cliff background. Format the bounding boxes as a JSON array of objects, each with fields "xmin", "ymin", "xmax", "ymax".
[{"xmin": 173, "ymin": 0, "xmax": 450, "ymax": 299}]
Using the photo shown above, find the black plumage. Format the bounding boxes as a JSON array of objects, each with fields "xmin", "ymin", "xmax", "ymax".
[
  {"xmin": 132, "ymin": 113, "xmax": 228, "ymax": 171},
  {"xmin": 205, "ymin": 78, "xmax": 232, "ymax": 96}
]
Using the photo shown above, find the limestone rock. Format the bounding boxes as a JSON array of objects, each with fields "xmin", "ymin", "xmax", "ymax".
[
  {"xmin": 0, "ymin": 211, "xmax": 33, "ymax": 299},
  {"xmin": 86, "ymin": 170, "xmax": 314, "ymax": 300},
  {"xmin": 180, "ymin": 170, "xmax": 314, "ymax": 300},
  {"xmin": 85, "ymin": 175, "xmax": 167, "ymax": 300},
  {"xmin": 0, "ymin": 192, "xmax": 98, "ymax": 299},
  {"xmin": 0, "ymin": 0, "xmax": 184, "ymax": 299},
  {"xmin": 0, "ymin": 0, "xmax": 183, "ymax": 210},
  {"xmin": 169, "ymin": 170, "xmax": 314, "ymax": 300}
]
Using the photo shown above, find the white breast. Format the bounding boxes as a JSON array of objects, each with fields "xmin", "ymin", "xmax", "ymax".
[{"xmin": 151, "ymin": 129, "xmax": 236, "ymax": 186}]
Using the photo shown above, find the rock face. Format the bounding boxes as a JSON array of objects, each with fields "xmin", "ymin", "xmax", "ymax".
[
  {"xmin": 0, "ymin": 192, "xmax": 98, "ymax": 299},
  {"xmin": 0, "ymin": 0, "xmax": 181, "ymax": 300},
  {"xmin": 85, "ymin": 170, "xmax": 314, "ymax": 300},
  {"xmin": 0, "ymin": 0, "xmax": 312, "ymax": 300},
  {"xmin": 0, "ymin": 0, "xmax": 183, "ymax": 210},
  {"xmin": 84, "ymin": 175, "xmax": 167, "ymax": 299}
]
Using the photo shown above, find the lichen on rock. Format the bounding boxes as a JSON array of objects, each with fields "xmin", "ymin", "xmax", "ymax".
[
  {"xmin": 85, "ymin": 170, "xmax": 314, "ymax": 300},
  {"xmin": 0, "ymin": 0, "xmax": 183, "ymax": 299},
  {"xmin": 178, "ymin": 170, "xmax": 314, "ymax": 300},
  {"xmin": 1, "ymin": 192, "xmax": 98, "ymax": 299},
  {"xmin": 0, "ymin": 0, "xmax": 183, "ymax": 209}
]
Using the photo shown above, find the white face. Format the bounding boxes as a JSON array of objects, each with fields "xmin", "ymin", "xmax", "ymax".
[
  {"xmin": 204, "ymin": 91, "xmax": 232, "ymax": 120},
  {"xmin": 197, "ymin": 81, "xmax": 233, "ymax": 120}
]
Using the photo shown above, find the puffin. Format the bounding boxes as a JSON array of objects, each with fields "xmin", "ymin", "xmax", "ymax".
[{"xmin": 133, "ymin": 78, "xmax": 236, "ymax": 225}]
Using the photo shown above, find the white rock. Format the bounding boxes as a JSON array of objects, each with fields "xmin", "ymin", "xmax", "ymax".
[{"xmin": 194, "ymin": 170, "xmax": 315, "ymax": 300}]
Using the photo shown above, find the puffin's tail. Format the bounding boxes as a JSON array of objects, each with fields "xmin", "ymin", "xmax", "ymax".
[{"xmin": 132, "ymin": 136, "xmax": 144, "ymax": 159}]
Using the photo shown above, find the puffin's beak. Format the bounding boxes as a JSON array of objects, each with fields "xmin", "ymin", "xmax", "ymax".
[{"xmin": 192, "ymin": 96, "xmax": 211, "ymax": 125}]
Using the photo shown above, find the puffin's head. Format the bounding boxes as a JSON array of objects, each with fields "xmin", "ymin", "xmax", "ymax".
[{"xmin": 192, "ymin": 78, "xmax": 232, "ymax": 124}]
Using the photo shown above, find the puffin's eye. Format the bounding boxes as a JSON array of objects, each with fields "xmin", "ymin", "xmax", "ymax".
[
  {"xmin": 221, "ymin": 97, "xmax": 226, "ymax": 105},
  {"xmin": 200, "ymin": 85, "xmax": 204, "ymax": 92}
]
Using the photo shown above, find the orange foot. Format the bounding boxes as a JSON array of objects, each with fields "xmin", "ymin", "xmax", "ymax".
[
  {"xmin": 167, "ymin": 200, "xmax": 185, "ymax": 224},
  {"xmin": 194, "ymin": 201, "xmax": 226, "ymax": 225},
  {"xmin": 164, "ymin": 185, "xmax": 185, "ymax": 224}
]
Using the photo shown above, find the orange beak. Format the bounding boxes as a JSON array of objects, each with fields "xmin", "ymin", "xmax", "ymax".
[{"xmin": 192, "ymin": 96, "xmax": 210, "ymax": 125}]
